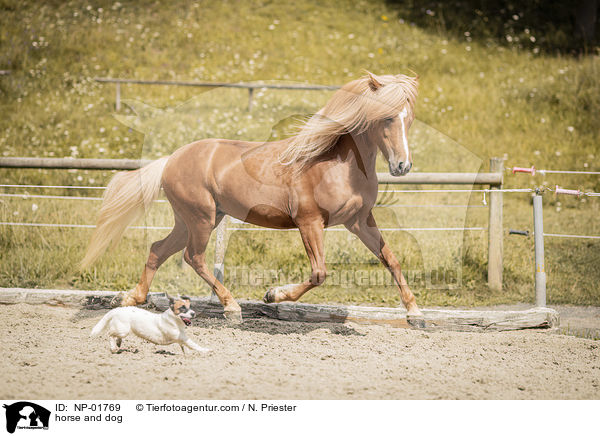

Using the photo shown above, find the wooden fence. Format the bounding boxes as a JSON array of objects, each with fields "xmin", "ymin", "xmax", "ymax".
[
  {"xmin": 94, "ymin": 77, "xmax": 340, "ymax": 111},
  {"xmin": 0, "ymin": 157, "xmax": 504, "ymax": 290}
]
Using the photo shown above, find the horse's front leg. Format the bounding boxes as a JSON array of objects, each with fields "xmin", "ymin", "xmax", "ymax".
[
  {"xmin": 264, "ymin": 220, "xmax": 326, "ymax": 303},
  {"xmin": 346, "ymin": 212, "xmax": 425, "ymax": 327}
]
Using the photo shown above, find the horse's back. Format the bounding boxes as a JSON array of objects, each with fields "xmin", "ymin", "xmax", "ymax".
[{"xmin": 161, "ymin": 139, "xmax": 293, "ymax": 224}]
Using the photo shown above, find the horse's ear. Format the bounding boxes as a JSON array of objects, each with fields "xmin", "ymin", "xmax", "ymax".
[
  {"xmin": 406, "ymin": 69, "xmax": 420, "ymax": 84},
  {"xmin": 367, "ymin": 71, "xmax": 383, "ymax": 91}
]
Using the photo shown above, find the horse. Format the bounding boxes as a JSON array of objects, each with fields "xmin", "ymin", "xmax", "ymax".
[{"xmin": 81, "ymin": 71, "xmax": 425, "ymax": 326}]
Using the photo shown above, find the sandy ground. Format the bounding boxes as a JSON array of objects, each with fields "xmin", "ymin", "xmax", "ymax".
[{"xmin": 1, "ymin": 303, "xmax": 599, "ymax": 400}]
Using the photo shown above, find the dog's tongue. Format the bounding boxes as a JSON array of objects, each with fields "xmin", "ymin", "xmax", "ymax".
[{"xmin": 182, "ymin": 317, "xmax": 191, "ymax": 326}]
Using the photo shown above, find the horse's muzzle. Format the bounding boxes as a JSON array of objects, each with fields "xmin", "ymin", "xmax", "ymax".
[{"xmin": 389, "ymin": 161, "xmax": 412, "ymax": 177}]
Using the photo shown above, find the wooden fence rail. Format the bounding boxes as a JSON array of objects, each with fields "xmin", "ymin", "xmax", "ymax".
[
  {"xmin": 0, "ymin": 157, "xmax": 504, "ymax": 290},
  {"xmin": 94, "ymin": 77, "xmax": 340, "ymax": 111},
  {"xmin": 0, "ymin": 157, "xmax": 503, "ymax": 185}
]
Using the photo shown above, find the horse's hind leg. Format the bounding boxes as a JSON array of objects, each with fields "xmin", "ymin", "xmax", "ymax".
[
  {"xmin": 122, "ymin": 215, "xmax": 188, "ymax": 306},
  {"xmin": 184, "ymin": 216, "xmax": 242, "ymax": 323}
]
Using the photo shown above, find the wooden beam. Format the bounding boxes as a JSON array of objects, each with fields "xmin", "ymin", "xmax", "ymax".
[
  {"xmin": 0, "ymin": 157, "xmax": 502, "ymax": 186},
  {"xmin": 0, "ymin": 157, "xmax": 151, "ymax": 170},
  {"xmin": 94, "ymin": 77, "xmax": 340, "ymax": 91},
  {"xmin": 0, "ymin": 288, "xmax": 119, "ymax": 308},
  {"xmin": 377, "ymin": 172, "xmax": 503, "ymax": 186},
  {"xmin": 0, "ymin": 288, "xmax": 559, "ymax": 332}
]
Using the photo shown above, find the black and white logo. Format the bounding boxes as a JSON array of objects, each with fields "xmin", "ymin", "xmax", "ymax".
[{"xmin": 2, "ymin": 402, "xmax": 50, "ymax": 434}]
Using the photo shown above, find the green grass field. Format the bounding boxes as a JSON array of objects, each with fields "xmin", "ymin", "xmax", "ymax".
[{"xmin": 1, "ymin": 0, "xmax": 599, "ymax": 306}]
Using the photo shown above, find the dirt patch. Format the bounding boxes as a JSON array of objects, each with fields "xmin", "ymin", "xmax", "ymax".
[{"xmin": 1, "ymin": 303, "xmax": 599, "ymax": 399}]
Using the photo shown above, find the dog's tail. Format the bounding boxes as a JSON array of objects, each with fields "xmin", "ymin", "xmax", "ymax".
[
  {"xmin": 81, "ymin": 157, "xmax": 169, "ymax": 269},
  {"xmin": 90, "ymin": 311, "xmax": 113, "ymax": 337}
]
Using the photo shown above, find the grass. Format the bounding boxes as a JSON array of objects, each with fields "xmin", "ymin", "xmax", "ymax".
[{"xmin": 0, "ymin": 0, "xmax": 599, "ymax": 307}]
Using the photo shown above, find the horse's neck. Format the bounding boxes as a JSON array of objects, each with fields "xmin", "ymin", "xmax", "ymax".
[{"xmin": 335, "ymin": 133, "xmax": 379, "ymax": 175}]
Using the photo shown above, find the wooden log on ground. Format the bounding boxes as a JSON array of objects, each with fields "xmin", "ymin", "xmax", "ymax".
[
  {"xmin": 0, "ymin": 288, "xmax": 559, "ymax": 332},
  {"xmin": 0, "ymin": 288, "xmax": 118, "ymax": 309},
  {"xmin": 419, "ymin": 308, "xmax": 559, "ymax": 331}
]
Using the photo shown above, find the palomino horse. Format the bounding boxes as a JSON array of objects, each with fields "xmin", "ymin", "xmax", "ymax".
[{"xmin": 82, "ymin": 71, "xmax": 424, "ymax": 325}]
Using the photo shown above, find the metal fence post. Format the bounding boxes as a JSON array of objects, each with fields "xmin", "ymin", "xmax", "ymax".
[
  {"xmin": 488, "ymin": 157, "xmax": 504, "ymax": 291},
  {"xmin": 533, "ymin": 192, "xmax": 547, "ymax": 306}
]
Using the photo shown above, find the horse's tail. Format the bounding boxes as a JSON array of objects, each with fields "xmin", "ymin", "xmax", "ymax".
[
  {"xmin": 90, "ymin": 310, "xmax": 114, "ymax": 337},
  {"xmin": 81, "ymin": 157, "xmax": 169, "ymax": 269}
]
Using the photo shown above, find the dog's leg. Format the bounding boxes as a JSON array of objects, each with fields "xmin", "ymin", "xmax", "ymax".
[
  {"xmin": 183, "ymin": 338, "xmax": 210, "ymax": 354},
  {"xmin": 109, "ymin": 336, "xmax": 120, "ymax": 353}
]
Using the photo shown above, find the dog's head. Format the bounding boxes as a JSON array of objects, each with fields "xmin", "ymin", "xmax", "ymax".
[{"xmin": 169, "ymin": 295, "xmax": 195, "ymax": 326}]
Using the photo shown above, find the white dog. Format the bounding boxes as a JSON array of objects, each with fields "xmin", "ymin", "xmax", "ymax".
[{"xmin": 90, "ymin": 295, "xmax": 209, "ymax": 354}]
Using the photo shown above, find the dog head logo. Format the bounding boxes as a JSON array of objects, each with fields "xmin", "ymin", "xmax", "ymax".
[{"xmin": 2, "ymin": 402, "xmax": 50, "ymax": 433}]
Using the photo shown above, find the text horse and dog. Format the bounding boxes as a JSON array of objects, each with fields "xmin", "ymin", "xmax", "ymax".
[{"xmin": 82, "ymin": 72, "xmax": 425, "ymax": 326}]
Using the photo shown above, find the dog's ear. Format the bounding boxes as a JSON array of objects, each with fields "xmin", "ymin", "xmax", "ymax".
[
  {"xmin": 168, "ymin": 296, "xmax": 175, "ymax": 310},
  {"xmin": 180, "ymin": 295, "xmax": 191, "ymax": 301}
]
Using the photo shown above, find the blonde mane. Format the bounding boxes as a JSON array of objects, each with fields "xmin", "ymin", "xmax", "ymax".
[{"xmin": 279, "ymin": 72, "xmax": 418, "ymax": 168}]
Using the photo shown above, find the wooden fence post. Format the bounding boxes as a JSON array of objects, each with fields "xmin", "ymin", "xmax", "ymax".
[
  {"xmin": 115, "ymin": 82, "xmax": 121, "ymax": 111},
  {"xmin": 247, "ymin": 87, "xmax": 254, "ymax": 111},
  {"xmin": 213, "ymin": 215, "xmax": 229, "ymax": 284},
  {"xmin": 488, "ymin": 157, "xmax": 504, "ymax": 291}
]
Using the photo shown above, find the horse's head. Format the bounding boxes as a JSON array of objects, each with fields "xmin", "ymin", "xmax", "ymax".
[
  {"xmin": 376, "ymin": 104, "xmax": 415, "ymax": 176},
  {"xmin": 278, "ymin": 71, "xmax": 417, "ymax": 174},
  {"xmin": 362, "ymin": 72, "xmax": 417, "ymax": 177}
]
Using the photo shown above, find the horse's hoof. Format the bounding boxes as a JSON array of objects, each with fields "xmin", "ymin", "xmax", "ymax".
[
  {"xmin": 407, "ymin": 317, "xmax": 427, "ymax": 329},
  {"xmin": 120, "ymin": 294, "xmax": 138, "ymax": 307},
  {"xmin": 224, "ymin": 310, "xmax": 243, "ymax": 324},
  {"xmin": 110, "ymin": 293, "xmax": 124, "ymax": 308},
  {"xmin": 263, "ymin": 289, "xmax": 277, "ymax": 304}
]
